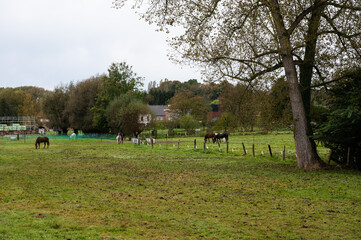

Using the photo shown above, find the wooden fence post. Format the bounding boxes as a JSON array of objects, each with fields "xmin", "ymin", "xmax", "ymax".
[
  {"xmin": 194, "ymin": 139, "xmax": 197, "ymax": 149},
  {"xmin": 166, "ymin": 134, "xmax": 168, "ymax": 149},
  {"xmin": 268, "ymin": 144, "xmax": 273, "ymax": 157},
  {"xmin": 138, "ymin": 135, "xmax": 140, "ymax": 146},
  {"xmin": 151, "ymin": 137, "xmax": 154, "ymax": 149},
  {"xmin": 252, "ymin": 144, "xmax": 255, "ymax": 157},
  {"xmin": 226, "ymin": 141, "xmax": 229, "ymax": 153},
  {"xmin": 242, "ymin": 142, "xmax": 246, "ymax": 155},
  {"xmin": 203, "ymin": 141, "xmax": 206, "ymax": 151},
  {"xmin": 178, "ymin": 139, "xmax": 180, "ymax": 150},
  {"xmin": 282, "ymin": 145, "xmax": 286, "ymax": 160},
  {"xmin": 327, "ymin": 149, "xmax": 332, "ymax": 164}
]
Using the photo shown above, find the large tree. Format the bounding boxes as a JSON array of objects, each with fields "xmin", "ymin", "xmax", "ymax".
[
  {"xmin": 106, "ymin": 93, "xmax": 151, "ymax": 137},
  {"xmin": 168, "ymin": 90, "xmax": 210, "ymax": 122},
  {"xmin": 42, "ymin": 85, "xmax": 70, "ymax": 134},
  {"xmin": 92, "ymin": 62, "xmax": 144, "ymax": 132},
  {"xmin": 114, "ymin": 0, "xmax": 361, "ymax": 169},
  {"xmin": 315, "ymin": 68, "xmax": 361, "ymax": 169},
  {"xmin": 66, "ymin": 75, "xmax": 103, "ymax": 133}
]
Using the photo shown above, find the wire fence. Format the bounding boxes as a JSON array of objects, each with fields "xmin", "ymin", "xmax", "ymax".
[{"xmin": 1, "ymin": 131, "xmax": 329, "ymax": 160}]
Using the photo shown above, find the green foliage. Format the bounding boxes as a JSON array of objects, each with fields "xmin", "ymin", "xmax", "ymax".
[
  {"xmin": 106, "ymin": 93, "xmax": 150, "ymax": 137},
  {"xmin": 179, "ymin": 114, "xmax": 200, "ymax": 134},
  {"xmin": 0, "ymin": 98, "xmax": 13, "ymax": 116},
  {"xmin": 260, "ymin": 78, "xmax": 292, "ymax": 130},
  {"xmin": 147, "ymin": 88, "xmax": 174, "ymax": 105},
  {"xmin": 213, "ymin": 112, "xmax": 238, "ymax": 133},
  {"xmin": 92, "ymin": 62, "xmax": 144, "ymax": 132},
  {"xmin": 219, "ymin": 83, "xmax": 259, "ymax": 131},
  {"xmin": 0, "ymin": 87, "xmax": 47, "ymax": 117},
  {"xmin": 66, "ymin": 75, "xmax": 103, "ymax": 132},
  {"xmin": 315, "ymin": 69, "xmax": 361, "ymax": 169},
  {"xmin": 42, "ymin": 85, "xmax": 70, "ymax": 132},
  {"xmin": 310, "ymin": 104, "xmax": 328, "ymax": 126},
  {"xmin": 169, "ymin": 90, "xmax": 210, "ymax": 122}
]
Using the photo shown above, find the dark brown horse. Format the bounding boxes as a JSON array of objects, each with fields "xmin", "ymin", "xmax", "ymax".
[
  {"xmin": 35, "ymin": 136, "xmax": 50, "ymax": 149},
  {"xmin": 204, "ymin": 133, "xmax": 216, "ymax": 143}
]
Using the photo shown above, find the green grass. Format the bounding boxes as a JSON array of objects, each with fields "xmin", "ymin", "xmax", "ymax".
[{"xmin": 0, "ymin": 134, "xmax": 360, "ymax": 239}]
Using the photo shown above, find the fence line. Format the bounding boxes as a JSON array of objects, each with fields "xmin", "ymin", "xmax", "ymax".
[{"xmin": 2, "ymin": 134, "xmax": 328, "ymax": 160}]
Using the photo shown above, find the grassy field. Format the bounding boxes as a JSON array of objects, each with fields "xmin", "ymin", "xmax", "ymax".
[{"xmin": 0, "ymin": 134, "xmax": 360, "ymax": 239}]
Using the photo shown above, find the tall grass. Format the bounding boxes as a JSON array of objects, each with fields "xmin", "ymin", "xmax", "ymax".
[{"xmin": 0, "ymin": 134, "xmax": 360, "ymax": 239}]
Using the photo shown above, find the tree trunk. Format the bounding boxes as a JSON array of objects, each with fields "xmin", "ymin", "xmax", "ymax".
[
  {"xmin": 299, "ymin": 1, "xmax": 325, "ymax": 163},
  {"xmin": 283, "ymin": 56, "xmax": 325, "ymax": 169},
  {"xmin": 268, "ymin": 0, "xmax": 325, "ymax": 169}
]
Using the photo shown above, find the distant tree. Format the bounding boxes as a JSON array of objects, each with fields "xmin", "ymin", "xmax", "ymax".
[
  {"xmin": 163, "ymin": 119, "xmax": 179, "ymax": 135},
  {"xmin": 220, "ymin": 83, "xmax": 258, "ymax": 131},
  {"xmin": 17, "ymin": 93, "xmax": 37, "ymax": 117},
  {"xmin": 42, "ymin": 85, "xmax": 70, "ymax": 134},
  {"xmin": 0, "ymin": 87, "xmax": 48, "ymax": 117},
  {"xmin": 147, "ymin": 88, "xmax": 175, "ymax": 105},
  {"xmin": 168, "ymin": 90, "xmax": 210, "ymax": 122},
  {"xmin": 180, "ymin": 114, "xmax": 200, "ymax": 135},
  {"xmin": 92, "ymin": 62, "xmax": 144, "ymax": 132},
  {"xmin": 260, "ymin": 78, "xmax": 292, "ymax": 130},
  {"xmin": 0, "ymin": 98, "xmax": 13, "ymax": 116},
  {"xmin": 202, "ymin": 81, "xmax": 229, "ymax": 101},
  {"xmin": 66, "ymin": 75, "xmax": 103, "ymax": 133},
  {"xmin": 106, "ymin": 93, "xmax": 151, "ymax": 137},
  {"xmin": 214, "ymin": 112, "xmax": 238, "ymax": 133}
]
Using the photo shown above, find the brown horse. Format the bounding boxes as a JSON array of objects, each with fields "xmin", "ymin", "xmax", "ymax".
[
  {"xmin": 35, "ymin": 136, "xmax": 50, "ymax": 149},
  {"xmin": 204, "ymin": 133, "xmax": 216, "ymax": 143}
]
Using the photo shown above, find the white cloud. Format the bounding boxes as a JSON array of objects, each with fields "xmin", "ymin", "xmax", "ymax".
[{"xmin": 0, "ymin": 0, "xmax": 201, "ymax": 90}]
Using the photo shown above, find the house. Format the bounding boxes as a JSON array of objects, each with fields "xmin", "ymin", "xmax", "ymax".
[{"xmin": 149, "ymin": 105, "xmax": 169, "ymax": 121}]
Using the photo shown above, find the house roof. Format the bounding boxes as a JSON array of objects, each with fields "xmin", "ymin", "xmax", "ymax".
[{"xmin": 149, "ymin": 105, "xmax": 167, "ymax": 116}]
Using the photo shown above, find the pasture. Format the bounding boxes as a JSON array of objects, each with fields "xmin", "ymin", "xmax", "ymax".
[{"xmin": 0, "ymin": 134, "xmax": 360, "ymax": 239}]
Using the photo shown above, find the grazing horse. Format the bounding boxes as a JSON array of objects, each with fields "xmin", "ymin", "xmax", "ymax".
[
  {"xmin": 204, "ymin": 133, "xmax": 216, "ymax": 143},
  {"xmin": 116, "ymin": 133, "xmax": 123, "ymax": 144},
  {"xmin": 215, "ymin": 133, "xmax": 229, "ymax": 143},
  {"xmin": 35, "ymin": 136, "xmax": 49, "ymax": 149}
]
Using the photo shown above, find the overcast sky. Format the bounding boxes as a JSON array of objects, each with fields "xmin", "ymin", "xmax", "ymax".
[{"xmin": 0, "ymin": 0, "xmax": 201, "ymax": 91}]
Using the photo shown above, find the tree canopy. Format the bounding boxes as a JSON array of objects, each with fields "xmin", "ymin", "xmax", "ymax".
[
  {"xmin": 315, "ymin": 68, "xmax": 361, "ymax": 169},
  {"xmin": 106, "ymin": 93, "xmax": 151, "ymax": 137},
  {"xmin": 92, "ymin": 62, "xmax": 144, "ymax": 132}
]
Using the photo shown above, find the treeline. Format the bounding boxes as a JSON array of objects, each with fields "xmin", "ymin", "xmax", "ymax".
[
  {"xmin": 0, "ymin": 62, "xmax": 319, "ymax": 135},
  {"xmin": 0, "ymin": 86, "xmax": 50, "ymax": 125}
]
